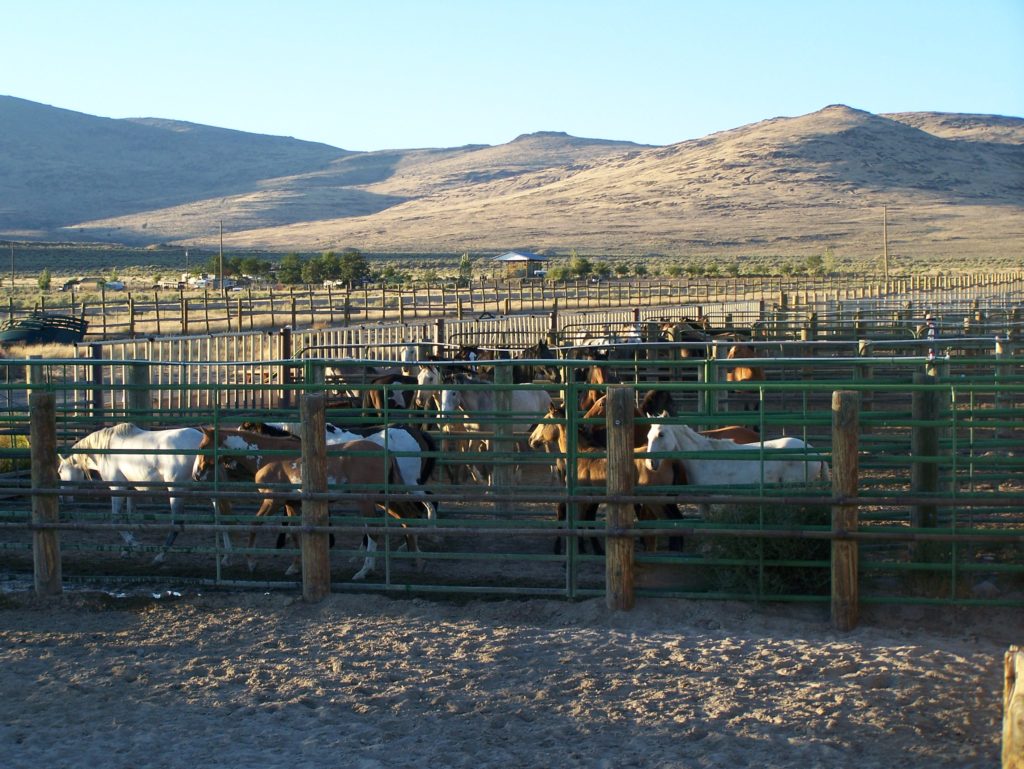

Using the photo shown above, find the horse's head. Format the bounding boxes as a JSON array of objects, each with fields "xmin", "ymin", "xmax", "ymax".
[
  {"xmin": 528, "ymin": 407, "xmax": 564, "ymax": 450},
  {"xmin": 191, "ymin": 428, "xmax": 221, "ymax": 482},
  {"xmin": 645, "ymin": 421, "xmax": 675, "ymax": 472},
  {"xmin": 56, "ymin": 454, "xmax": 87, "ymax": 504},
  {"xmin": 414, "ymin": 365, "xmax": 443, "ymax": 409}
]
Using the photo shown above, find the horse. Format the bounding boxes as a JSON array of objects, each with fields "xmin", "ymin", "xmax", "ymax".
[
  {"xmin": 527, "ymin": 405, "xmax": 686, "ymax": 555},
  {"xmin": 193, "ymin": 428, "xmax": 426, "ymax": 580},
  {"xmin": 361, "ymin": 373, "xmax": 420, "ymax": 417},
  {"xmin": 241, "ymin": 421, "xmax": 437, "ymax": 520},
  {"xmin": 577, "ymin": 364, "xmax": 621, "ymax": 413},
  {"xmin": 57, "ymin": 423, "xmax": 232, "ymax": 564},
  {"xmin": 438, "ymin": 375, "xmax": 553, "ymax": 485},
  {"xmin": 645, "ymin": 421, "xmax": 830, "ymax": 486},
  {"xmin": 513, "ymin": 339, "xmax": 561, "ymax": 384}
]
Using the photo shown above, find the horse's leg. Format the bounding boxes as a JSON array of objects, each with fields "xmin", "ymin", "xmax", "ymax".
[
  {"xmin": 216, "ymin": 498, "xmax": 233, "ymax": 566},
  {"xmin": 351, "ymin": 500, "xmax": 379, "ymax": 580},
  {"xmin": 111, "ymin": 486, "xmax": 138, "ymax": 557},
  {"xmin": 246, "ymin": 497, "xmax": 279, "ymax": 573},
  {"xmin": 283, "ymin": 501, "xmax": 303, "ymax": 576},
  {"xmin": 583, "ymin": 503, "xmax": 603, "ymax": 555},
  {"xmin": 152, "ymin": 490, "xmax": 184, "ymax": 566},
  {"xmin": 553, "ymin": 501, "xmax": 567, "ymax": 555}
]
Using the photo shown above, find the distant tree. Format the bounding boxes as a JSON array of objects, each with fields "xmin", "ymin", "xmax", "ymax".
[
  {"xmin": 38, "ymin": 268, "xmax": 51, "ymax": 291},
  {"xmin": 337, "ymin": 249, "xmax": 370, "ymax": 285},
  {"xmin": 546, "ymin": 265, "xmax": 571, "ymax": 282},
  {"xmin": 378, "ymin": 265, "xmax": 408, "ymax": 285},
  {"xmin": 278, "ymin": 253, "xmax": 305, "ymax": 284},
  {"xmin": 614, "ymin": 263, "xmax": 630, "ymax": 278},
  {"xmin": 634, "ymin": 264, "xmax": 648, "ymax": 278},
  {"xmin": 457, "ymin": 253, "xmax": 473, "ymax": 286},
  {"xmin": 568, "ymin": 251, "xmax": 592, "ymax": 278},
  {"xmin": 594, "ymin": 263, "xmax": 612, "ymax": 280}
]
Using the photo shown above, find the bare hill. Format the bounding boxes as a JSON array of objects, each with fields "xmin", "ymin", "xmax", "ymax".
[{"xmin": 2, "ymin": 97, "xmax": 1021, "ymax": 264}]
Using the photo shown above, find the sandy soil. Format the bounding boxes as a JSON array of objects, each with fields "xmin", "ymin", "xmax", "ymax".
[{"xmin": 0, "ymin": 588, "xmax": 1015, "ymax": 769}]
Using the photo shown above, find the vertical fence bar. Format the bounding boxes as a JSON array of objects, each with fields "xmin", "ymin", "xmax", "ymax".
[
  {"xmin": 30, "ymin": 392, "xmax": 62, "ymax": 596},
  {"xmin": 606, "ymin": 385, "xmax": 635, "ymax": 611},
  {"xmin": 831, "ymin": 389, "xmax": 859, "ymax": 631},
  {"xmin": 300, "ymin": 392, "xmax": 330, "ymax": 602},
  {"xmin": 911, "ymin": 373, "xmax": 940, "ymax": 564}
]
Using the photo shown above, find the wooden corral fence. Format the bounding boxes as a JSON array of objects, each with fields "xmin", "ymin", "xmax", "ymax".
[
  {"xmin": 59, "ymin": 286, "xmax": 1023, "ymax": 415},
  {"xmin": 12, "ymin": 270, "xmax": 1024, "ymax": 340},
  {"xmin": 2, "ymin": 356, "xmax": 1022, "ymax": 624}
]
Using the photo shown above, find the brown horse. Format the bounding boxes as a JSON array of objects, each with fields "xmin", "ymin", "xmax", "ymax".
[
  {"xmin": 528, "ymin": 405, "xmax": 686, "ymax": 555},
  {"xmin": 577, "ymin": 364, "xmax": 620, "ymax": 413},
  {"xmin": 726, "ymin": 342, "xmax": 766, "ymax": 384},
  {"xmin": 192, "ymin": 427, "xmax": 425, "ymax": 580}
]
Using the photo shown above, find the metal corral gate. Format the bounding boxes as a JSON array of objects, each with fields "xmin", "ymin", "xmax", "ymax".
[{"xmin": 2, "ymin": 353, "xmax": 1022, "ymax": 623}]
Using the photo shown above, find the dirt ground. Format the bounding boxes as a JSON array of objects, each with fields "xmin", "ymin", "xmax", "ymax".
[{"xmin": 1, "ymin": 584, "xmax": 1017, "ymax": 769}]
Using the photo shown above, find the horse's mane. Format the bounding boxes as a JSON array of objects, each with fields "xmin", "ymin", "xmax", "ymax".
[
  {"xmin": 667, "ymin": 422, "xmax": 751, "ymax": 451},
  {"xmin": 72, "ymin": 423, "xmax": 143, "ymax": 451}
]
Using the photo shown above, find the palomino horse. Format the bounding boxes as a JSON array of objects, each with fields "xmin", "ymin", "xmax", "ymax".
[
  {"xmin": 438, "ymin": 375, "xmax": 553, "ymax": 485},
  {"xmin": 528, "ymin": 404, "xmax": 686, "ymax": 555},
  {"xmin": 192, "ymin": 428, "xmax": 426, "ymax": 580},
  {"xmin": 57, "ymin": 424, "xmax": 232, "ymax": 564},
  {"xmin": 645, "ymin": 422, "xmax": 830, "ymax": 485}
]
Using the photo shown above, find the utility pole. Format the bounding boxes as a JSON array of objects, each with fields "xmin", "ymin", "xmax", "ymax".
[
  {"xmin": 218, "ymin": 221, "xmax": 224, "ymax": 288},
  {"xmin": 882, "ymin": 205, "xmax": 889, "ymax": 281}
]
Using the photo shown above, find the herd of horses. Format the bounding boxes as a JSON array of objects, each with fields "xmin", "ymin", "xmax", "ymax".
[{"xmin": 55, "ymin": 323, "xmax": 831, "ymax": 581}]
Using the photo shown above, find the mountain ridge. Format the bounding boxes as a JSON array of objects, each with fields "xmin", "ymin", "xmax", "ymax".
[{"xmin": 1, "ymin": 96, "xmax": 1021, "ymax": 262}]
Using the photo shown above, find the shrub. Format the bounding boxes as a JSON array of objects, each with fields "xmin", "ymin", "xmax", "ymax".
[{"xmin": 703, "ymin": 501, "xmax": 831, "ymax": 597}]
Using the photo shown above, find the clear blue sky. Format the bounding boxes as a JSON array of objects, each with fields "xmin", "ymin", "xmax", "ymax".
[{"xmin": 5, "ymin": 0, "xmax": 1022, "ymax": 151}]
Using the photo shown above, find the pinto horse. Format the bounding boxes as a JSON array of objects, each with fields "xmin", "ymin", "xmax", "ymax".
[{"xmin": 192, "ymin": 428, "xmax": 426, "ymax": 580}]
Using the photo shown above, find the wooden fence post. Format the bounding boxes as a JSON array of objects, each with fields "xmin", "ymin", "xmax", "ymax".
[
  {"xmin": 606, "ymin": 385, "xmax": 635, "ymax": 611},
  {"xmin": 1006, "ymin": 646, "xmax": 1024, "ymax": 769},
  {"xmin": 831, "ymin": 389, "xmax": 859, "ymax": 631},
  {"xmin": 300, "ymin": 392, "xmax": 330, "ymax": 602},
  {"xmin": 30, "ymin": 392, "xmax": 62, "ymax": 596},
  {"xmin": 126, "ymin": 362, "xmax": 150, "ymax": 420}
]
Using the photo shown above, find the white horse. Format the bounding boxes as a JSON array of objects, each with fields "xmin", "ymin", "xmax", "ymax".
[
  {"xmin": 57, "ymin": 424, "xmax": 232, "ymax": 563},
  {"xmin": 645, "ymin": 421, "xmax": 831, "ymax": 485}
]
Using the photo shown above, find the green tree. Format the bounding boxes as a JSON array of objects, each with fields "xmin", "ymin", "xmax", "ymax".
[
  {"xmin": 457, "ymin": 253, "xmax": 473, "ymax": 286},
  {"xmin": 38, "ymin": 268, "xmax": 51, "ymax": 291},
  {"xmin": 278, "ymin": 253, "xmax": 305, "ymax": 284},
  {"xmin": 337, "ymin": 249, "xmax": 370, "ymax": 285},
  {"xmin": 569, "ymin": 252, "xmax": 592, "ymax": 278}
]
